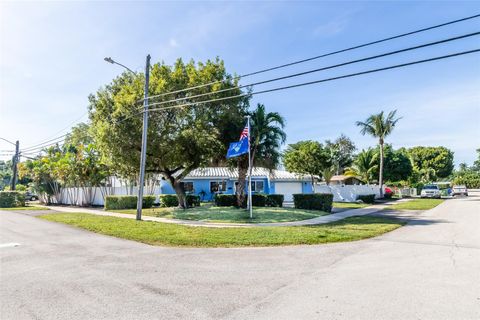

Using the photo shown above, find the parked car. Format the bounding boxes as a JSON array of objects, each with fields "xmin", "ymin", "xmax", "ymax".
[
  {"xmin": 452, "ymin": 185, "xmax": 468, "ymax": 196},
  {"xmin": 420, "ymin": 185, "xmax": 441, "ymax": 199},
  {"xmin": 24, "ymin": 191, "xmax": 39, "ymax": 201}
]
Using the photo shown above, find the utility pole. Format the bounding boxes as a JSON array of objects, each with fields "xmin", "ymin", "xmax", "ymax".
[
  {"xmin": 136, "ymin": 54, "xmax": 151, "ymax": 221},
  {"xmin": 11, "ymin": 140, "xmax": 19, "ymax": 190}
]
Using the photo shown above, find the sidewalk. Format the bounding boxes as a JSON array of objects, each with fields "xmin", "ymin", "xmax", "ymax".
[{"xmin": 45, "ymin": 199, "xmax": 412, "ymax": 228}]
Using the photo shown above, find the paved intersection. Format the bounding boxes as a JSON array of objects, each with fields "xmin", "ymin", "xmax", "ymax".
[{"xmin": 1, "ymin": 194, "xmax": 479, "ymax": 319}]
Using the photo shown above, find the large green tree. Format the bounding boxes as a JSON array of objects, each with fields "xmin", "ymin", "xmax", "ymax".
[
  {"xmin": 283, "ymin": 140, "xmax": 331, "ymax": 191},
  {"xmin": 408, "ymin": 146, "xmax": 454, "ymax": 179},
  {"xmin": 89, "ymin": 58, "xmax": 248, "ymax": 208},
  {"xmin": 356, "ymin": 110, "xmax": 401, "ymax": 197},
  {"xmin": 374, "ymin": 146, "xmax": 413, "ymax": 182}
]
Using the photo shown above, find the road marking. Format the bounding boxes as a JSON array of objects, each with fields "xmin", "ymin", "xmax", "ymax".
[{"xmin": 0, "ymin": 243, "xmax": 21, "ymax": 248}]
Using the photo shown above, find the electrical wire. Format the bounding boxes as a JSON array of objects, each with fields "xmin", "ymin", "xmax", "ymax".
[
  {"xmin": 146, "ymin": 49, "xmax": 480, "ymax": 113},
  {"xmin": 144, "ymin": 13, "xmax": 480, "ymax": 102},
  {"xmin": 142, "ymin": 32, "xmax": 480, "ymax": 109}
]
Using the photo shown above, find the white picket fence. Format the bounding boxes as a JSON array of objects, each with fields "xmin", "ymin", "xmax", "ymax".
[{"xmin": 315, "ymin": 184, "xmax": 385, "ymax": 202}]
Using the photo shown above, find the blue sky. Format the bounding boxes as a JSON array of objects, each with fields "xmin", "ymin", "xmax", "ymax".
[{"xmin": 1, "ymin": 1, "xmax": 479, "ymax": 166}]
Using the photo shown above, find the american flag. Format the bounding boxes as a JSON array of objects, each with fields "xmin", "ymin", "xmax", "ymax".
[{"xmin": 239, "ymin": 124, "xmax": 249, "ymax": 141}]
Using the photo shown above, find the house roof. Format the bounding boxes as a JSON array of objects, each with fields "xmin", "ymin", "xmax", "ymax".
[
  {"xmin": 331, "ymin": 175, "xmax": 360, "ymax": 181},
  {"xmin": 183, "ymin": 167, "xmax": 310, "ymax": 181}
]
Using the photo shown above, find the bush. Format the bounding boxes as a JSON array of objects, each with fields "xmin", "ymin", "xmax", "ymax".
[
  {"xmin": 105, "ymin": 195, "xmax": 137, "ymax": 210},
  {"xmin": 142, "ymin": 195, "xmax": 156, "ymax": 208},
  {"xmin": 251, "ymin": 194, "xmax": 267, "ymax": 207},
  {"xmin": 357, "ymin": 194, "xmax": 376, "ymax": 204},
  {"xmin": 0, "ymin": 191, "xmax": 25, "ymax": 208},
  {"xmin": 159, "ymin": 195, "xmax": 179, "ymax": 207},
  {"xmin": 214, "ymin": 194, "xmax": 237, "ymax": 207},
  {"xmin": 105, "ymin": 195, "xmax": 155, "ymax": 210},
  {"xmin": 293, "ymin": 193, "xmax": 333, "ymax": 212},
  {"xmin": 186, "ymin": 195, "xmax": 201, "ymax": 207},
  {"xmin": 266, "ymin": 194, "xmax": 284, "ymax": 207}
]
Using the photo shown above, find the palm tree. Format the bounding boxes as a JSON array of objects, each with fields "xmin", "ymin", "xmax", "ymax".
[
  {"xmin": 356, "ymin": 110, "xmax": 401, "ymax": 197},
  {"xmin": 345, "ymin": 148, "xmax": 378, "ymax": 184},
  {"xmin": 321, "ymin": 165, "xmax": 336, "ymax": 186},
  {"xmin": 236, "ymin": 103, "xmax": 286, "ymax": 206}
]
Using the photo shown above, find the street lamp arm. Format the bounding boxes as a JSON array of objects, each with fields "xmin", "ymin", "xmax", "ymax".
[{"xmin": 104, "ymin": 57, "xmax": 136, "ymax": 74}]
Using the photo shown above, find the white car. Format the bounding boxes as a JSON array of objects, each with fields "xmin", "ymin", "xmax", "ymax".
[
  {"xmin": 420, "ymin": 185, "xmax": 441, "ymax": 199},
  {"xmin": 452, "ymin": 185, "xmax": 468, "ymax": 196}
]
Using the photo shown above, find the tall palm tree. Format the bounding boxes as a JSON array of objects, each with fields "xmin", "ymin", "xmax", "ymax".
[
  {"xmin": 356, "ymin": 110, "xmax": 401, "ymax": 197},
  {"xmin": 345, "ymin": 148, "xmax": 378, "ymax": 184},
  {"xmin": 236, "ymin": 103, "xmax": 286, "ymax": 206}
]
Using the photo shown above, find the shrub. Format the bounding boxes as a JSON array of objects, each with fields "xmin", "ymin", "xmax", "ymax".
[
  {"xmin": 105, "ymin": 195, "xmax": 137, "ymax": 210},
  {"xmin": 214, "ymin": 194, "xmax": 237, "ymax": 207},
  {"xmin": 357, "ymin": 194, "xmax": 376, "ymax": 204},
  {"xmin": 266, "ymin": 194, "xmax": 284, "ymax": 207},
  {"xmin": 0, "ymin": 191, "xmax": 25, "ymax": 208},
  {"xmin": 159, "ymin": 195, "xmax": 179, "ymax": 207},
  {"xmin": 142, "ymin": 195, "xmax": 156, "ymax": 208},
  {"xmin": 293, "ymin": 193, "xmax": 333, "ymax": 212},
  {"xmin": 186, "ymin": 195, "xmax": 201, "ymax": 207},
  {"xmin": 105, "ymin": 195, "xmax": 155, "ymax": 210},
  {"xmin": 251, "ymin": 194, "xmax": 267, "ymax": 207}
]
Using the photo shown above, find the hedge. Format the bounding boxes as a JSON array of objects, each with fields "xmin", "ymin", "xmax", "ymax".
[
  {"xmin": 159, "ymin": 195, "xmax": 179, "ymax": 207},
  {"xmin": 214, "ymin": 194, "xmax": 237, "ymax": 207},
  {"xmin": 186, "ymin": 195, "xmax": 201, "ymax": 207},
  {"xmin": 0, "ymin": 191, "xmax": 25, "ymax": 208},
  {"xmin": 293, "ymin": 193, "xmax": 333, "ymax": 212},
  {"xmin": 356, "ymin": 194, "xmax": 376, "ymax": 204},
  {"xmin": 105, "ymin": 195, "xmax": 155, "ymax": 210},
  {"xmin": 266, "ymin": 194, "xmax": 284, "ymax": 207},
  {"xmin": 251, "ymin": 194, "xmax": 267, "ymax": 207}
]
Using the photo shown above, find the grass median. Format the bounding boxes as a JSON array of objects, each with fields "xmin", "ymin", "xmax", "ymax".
[
  {"xmin": 0, "ymin": 205, "xmax": 50, "ymax": 211},
  {"xmin": 39, "ymin": 213, "xmax": 404, "ymax": 247},
  {"xmin": 333, "ymin": 202, "xmax": 370, "ymax": 210},
  {"xmin": 384, "ymin": 198, "xmax": 444, "ymax": 211},
  {"xmin": 111, "ymin": 205, "xmax": 329, "ymax": 223}
]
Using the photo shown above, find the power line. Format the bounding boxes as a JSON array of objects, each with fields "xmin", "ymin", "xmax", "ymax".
[
  {"xmin": 143, "ymin": 32, "xmax": 480, "ymax": 109},
  {"xmin": 146, "ymin": 49, "xmax": 480, "ymax": 113},
  {"xmin": 21, "ymin": 135, "xmax": 68, "ymax": 152},
  {"xmin": 144, "ymin": 13, "xmax": 480, "ymax": 102}
]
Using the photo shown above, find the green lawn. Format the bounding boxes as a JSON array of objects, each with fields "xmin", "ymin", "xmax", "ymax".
[
  {"xmin": 39, "ymin": 213, "xmax": 404, "ymax": 247},
  {"xmin": 0, "ymin": 205, "xmax": 50, "ymax": 211},
  {"xmin": 384, "ymin": 198, "xmax": 444, "ymax": 211},
  {"xmin": 333, "ymin": 202, "xmax": 370, "ymax": 210},
  {"xmin": 111, "ymin": 205, "xmax": 329, "ymax": 223}
]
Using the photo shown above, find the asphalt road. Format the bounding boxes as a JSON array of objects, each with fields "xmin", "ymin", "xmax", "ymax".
[{"xmin": 1, "ymin": 193, "xmax": 479, "ymax": 320}]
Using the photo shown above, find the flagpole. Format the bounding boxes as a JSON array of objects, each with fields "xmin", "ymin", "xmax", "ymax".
[{"xmin": 247, "ymin": 115, "xmax": 253, "ymax": 219}]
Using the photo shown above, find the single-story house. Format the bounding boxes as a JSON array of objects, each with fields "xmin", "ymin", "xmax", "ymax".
[
  {"xmin": 160, "ymin": 167, "xmax": 314, "ymax": 202},
  {"xmin": 329, "ymin": 175, "xmax": 363, "ymax": 186}
]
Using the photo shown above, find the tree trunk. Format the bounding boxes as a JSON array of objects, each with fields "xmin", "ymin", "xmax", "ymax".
[
  {"xmin": 236, "ymin": 156, "xmax": 248, "ymax": 207},
  {"xmin": 164, "ymin": 173, "xmax": 188, "ymax": 209},
  {"xmin": 311, "ymin": 175, "xmax": 316, "ymax": 193},
  {"xmin": 379, "ymin": 141, "xmax": 384, "ymax": 198}
]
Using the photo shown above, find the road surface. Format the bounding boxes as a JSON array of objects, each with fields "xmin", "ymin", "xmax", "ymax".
[{"xmin": 1, "ymin": 193, "xmax": 479, "ymax": 319}]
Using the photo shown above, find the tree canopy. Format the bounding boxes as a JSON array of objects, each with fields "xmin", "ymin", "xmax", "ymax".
[
  {"xmin": 408, "ymin": 146, "xmax": 454, "ymax": 179},
  {"xmin": 283, "ymin": 140, "xmax": 331, "ymax": 190},
  {"xmin": 88, "ymin": 58, "xmax": 249, "ymax": 207}
]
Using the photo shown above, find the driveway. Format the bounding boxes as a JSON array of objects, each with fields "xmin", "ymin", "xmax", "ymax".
[{"xmin": 1, "ymin": 193, "xmax": 479, "ymax": 320}]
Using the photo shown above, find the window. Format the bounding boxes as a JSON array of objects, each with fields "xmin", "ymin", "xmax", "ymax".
[
  {"xmin": 180, "ymin": 182, "xmax": 194, "ymax": 193},
  {"xmin": 251, "ymin": 181, "xmax": 264, "ymax": 192},
  {"xmin": 210, "ymin": 181, "xmax": 227, "ymax": 193}
]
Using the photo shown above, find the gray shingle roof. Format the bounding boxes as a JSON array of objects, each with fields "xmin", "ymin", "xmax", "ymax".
[{"xmin": 183, "ymin": 167, "xmax": 310, "ymax": 181}]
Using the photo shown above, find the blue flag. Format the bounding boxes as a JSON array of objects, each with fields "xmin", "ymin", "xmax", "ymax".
[{"xmin": 226, "ymin": 138, "xmax": 249, "ymax": 158}]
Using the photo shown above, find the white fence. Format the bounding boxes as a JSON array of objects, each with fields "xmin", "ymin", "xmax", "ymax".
[
  {"xmin": 51, "ymin": 186, "xmax": 162, "ymax": 206},
  {"xmin": 315, "ymin": 185, "xmax": 385, "ymax": 202}
]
